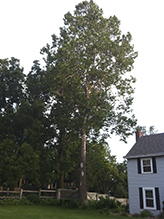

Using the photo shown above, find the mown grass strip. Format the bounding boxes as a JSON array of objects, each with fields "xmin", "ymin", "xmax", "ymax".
[{"xmin": 0, "ymin": 205, "xmax": 144, "ymax": 219}]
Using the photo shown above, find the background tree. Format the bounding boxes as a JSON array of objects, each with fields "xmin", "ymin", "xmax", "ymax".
[
  {"xmin": 0, "ymin": 57, "xmax": 25, "ymax": 188},
  {"xmin": 14, "ymin": 98, "xmax": 51, "ymax": 188},
  {"xmin": 86, "ymin": 141, "xmax": 128, "ymax": 197},
  {"xmin": 48, "ymin": 81, "xmax": 80, "ymax": 188},
  {"xmin": 0, "ymin": 57, "xmax": 25, "ymax": 142},
  {"xmin": 26, "ymin": 60, "xmax": 80, "ymax": 189},
  {"xmin": 0, "ymin": 57, "xmax": 55, "ymax": 189},
  {"xmin": 41, "ymin": 0, "xmax": 137, "ymax": 203},
  {"xmin": 115, "ymin": 160, "xmax": 128, "ymax": 198},
  {"xmin": 25, "ymin": 61, "xmax": 56, "ymax": 188},
  {"xmin": 87, "ymin": 140, "xmax": 119, "ymax": 194},
  {"xmin": 136, "ymin": 125, "xmax": 158, "ymax": 135}
]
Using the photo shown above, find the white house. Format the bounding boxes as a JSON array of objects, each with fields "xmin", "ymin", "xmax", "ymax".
[{"xmin": 124, "ymin": 130, "xmax": 164, "ymax": 216}]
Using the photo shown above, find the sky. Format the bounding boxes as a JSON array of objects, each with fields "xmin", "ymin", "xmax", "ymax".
[{"xmin": 1, "ymin": 0, "xmax": 164, "ymax": 162}]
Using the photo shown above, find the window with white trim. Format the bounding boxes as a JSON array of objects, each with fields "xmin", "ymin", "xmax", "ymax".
[
  {"xmin": 141, "ymin": 158, "xmax": 153, "ymax": 173},
  {"xmin": 143, "ymin": 187, "xmax": 156, "ymax": 210}
]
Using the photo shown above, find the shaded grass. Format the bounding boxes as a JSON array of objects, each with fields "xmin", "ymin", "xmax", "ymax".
[{"xmin": 0, "ymin": 205, "xmax": 141, "ymax": 219}]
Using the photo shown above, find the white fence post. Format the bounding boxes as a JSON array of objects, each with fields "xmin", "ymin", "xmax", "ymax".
[
  {"xmin": 57, "ymin": 189, "xmax": 61, "ymax": 200},
  {"xmin": 20, "ymin": 189, "xmax": 23, "ymax": 199},
  {"xmin": 39, "ymin": 189, "xmax": 41, "ymax": 198}
]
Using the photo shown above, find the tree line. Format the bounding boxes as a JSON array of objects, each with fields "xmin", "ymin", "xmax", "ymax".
[{"xmin": 0, "ymin": 0, "xmax": 138, "ymax": 202}]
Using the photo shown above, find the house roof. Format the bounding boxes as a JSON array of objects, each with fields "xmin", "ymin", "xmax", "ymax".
[{"xmin": 124, "ymin": 133, "xmax": 164, "ymax": 159}]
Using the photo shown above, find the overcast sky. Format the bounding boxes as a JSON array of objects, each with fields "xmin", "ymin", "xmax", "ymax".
[{"xmin": 1, "ymin": 0, "xmax": 164, "ymax": 162}]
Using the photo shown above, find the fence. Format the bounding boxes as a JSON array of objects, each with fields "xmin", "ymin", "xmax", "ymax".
[
  {"xmin": 0, "ymin": 189, "xmax": 57, "ymax": 200},
  {"xmin": 87, "ymin": 192, "xmax": 128, "ymax": 205},
  {"xmin": 0, "ymin": 189, "xmax": 128, "ymax": 205}
]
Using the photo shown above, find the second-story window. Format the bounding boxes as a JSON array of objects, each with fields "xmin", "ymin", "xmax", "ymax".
[{"xmin": 141, "ymin": 158, "xmax": 153, "ymax": 173}]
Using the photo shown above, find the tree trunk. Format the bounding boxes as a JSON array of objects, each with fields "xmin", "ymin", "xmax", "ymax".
[
  {"xmin": 59, "ymin": 170, "xmax": 64, "ymax": 188},
  {"xmin": 58, "ymin": 131, "xmax": 64, "ymax": 188},
  {"xmin": 98, "ymin": 178, "xmax": 104, "ymax": 194},
  {"xmin": 59, "ymin": 149, "xmax": 64, "ymax": 188},
  {"xmin": 79, "ymin": 127, "xmax": 88, "ymax": 204},
  {"xmin": 19, "ymin": 178, "xmax": 22, "ymax": 188},
  {"xmin": 78, "ymin": 77, "xmax": 89, "ymax": 203}
]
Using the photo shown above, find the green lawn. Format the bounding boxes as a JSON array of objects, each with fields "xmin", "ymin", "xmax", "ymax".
[{"xmin": 0, "ymin": 205, "xmax": 140, "ymax": 219}]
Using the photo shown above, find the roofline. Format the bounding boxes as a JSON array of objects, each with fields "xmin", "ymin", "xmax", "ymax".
[{"xmin": 124, "ymin": 153, "xmax": 164, "ymax": 159}]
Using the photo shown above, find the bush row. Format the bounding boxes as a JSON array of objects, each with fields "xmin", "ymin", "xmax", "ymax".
[
  {"xmin": 132, "ymin": 209, "xmax": 164, "ymax": 219},
  {"xmin": 0, "ymin": 194, "xmax": 128, "ymax": 212}
]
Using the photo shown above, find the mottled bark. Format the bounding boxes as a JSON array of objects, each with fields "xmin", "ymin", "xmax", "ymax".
[
  {"xmin": 79, "ymin": 74, "xmax": 90, "ymax": 203},
  {"xmin": 79, "ymin": 127, "xmax": 88, "ymax": 203},
  {"xmin": 19, "ymin": 178, "xmax": 22, "ymax": 188}
]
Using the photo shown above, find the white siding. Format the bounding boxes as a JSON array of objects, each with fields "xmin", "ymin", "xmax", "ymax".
[{"xmin": 127, "ymin": 156, "xmax": 164, "ymax": 216}]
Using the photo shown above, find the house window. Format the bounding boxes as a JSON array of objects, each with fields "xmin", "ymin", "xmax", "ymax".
[
  {"xmin": 139, "ymin": 187, "xmax": 160, "ymax": 210},
  {"xmin": 141, "ymin": 158, "xmax": 153, "ymax": 173},
  {"xmin": 143, "ymin": 187, "xmax": 156, "ymax": 210}
]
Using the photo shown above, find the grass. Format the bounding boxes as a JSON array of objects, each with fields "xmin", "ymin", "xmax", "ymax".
[{"xmin": 0, "ymin": 205, "xmax": 143, "ymax": 219}]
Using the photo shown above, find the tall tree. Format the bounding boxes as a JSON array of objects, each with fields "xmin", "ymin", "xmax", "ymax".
[{"xmin": 41, "ymin": 0, "xmax": 137, "ymax": 203}]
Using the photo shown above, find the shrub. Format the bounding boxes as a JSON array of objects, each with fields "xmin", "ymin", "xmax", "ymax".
[
  {"xmin": 39, "ymin": 198, "xmax": 60, "ymax": 206},
  {"xmin": 132, "ymin": 213, "xmax": 140, "ymax": 217},
  {"xmin": 120, "ymin": 212, "xmax": 128, "ymax": 217},
  {"xmin": 20, "ymin": 198, "xmax": 32, "ymax": 205},
  {"xmin": 96, "ymin": 196, "xmax": 118, "ymax": 209},
  {"xmin": 69, "ymin": 200, "xmax": 80, "ymax": 208},
  {"xmin": 45, "ymin": 198, "xmax": 58, "ymax": 206},
  {"xmin": 2, "ymin": 198, "xmax": 20, "ymax": 205},
  {"xmin": 112, "ymin": 208, "xmax": 120, "ymax": 213},
  {"xmin": 99, "ymin": 208, "xmax": 110, "ymax": 215},
  {"xmin": 121, "ymin": 204, "xmax": 129, "ymax": 213},
  {"xmin": 140, "ymin": 209, "xmax": 153, "ymax": 218},
  {"xmin": 0, "ymin": 198, "xmax": 16, "ymax": 205},
  {"xmin": 116, "ymin": 200, "xmax": 122, "ymax": 206},
  {"xmin": 158, "ymin": 211, "xmax": 164, "ymax": 218},
  {"xmin": 26, "ymin": 194, "xmax": 41, "ymax": 205},
  {"xmin": 79, "ymin": 203, "xmax": 88, "ymax": 209},
  {"xmin": 57, "ymin": 198, "xmax": 70, "ymax": 206},
  {"xmin": 88, "ymin": 200, "xmax": 100, "ymax": 209}
]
